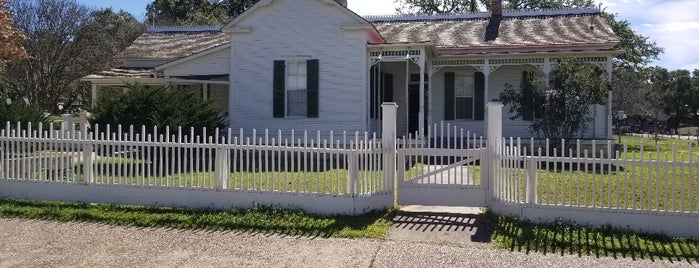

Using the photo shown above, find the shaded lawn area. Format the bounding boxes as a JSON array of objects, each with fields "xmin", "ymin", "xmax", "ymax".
[
  {"xmin": 0, "ymin": 198, "xmax": 395, "ymax": 239},
  {"xmin": 488, "ymin": 211, "xmax": 699, "ymax": 263}
]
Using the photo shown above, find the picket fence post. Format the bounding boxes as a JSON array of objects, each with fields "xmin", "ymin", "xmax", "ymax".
[
  {"xmin": 215, "ymin": 147, "xmax": 229, "ymax": 191},
  {"xmin": 81, "ymin": 123, "xmax": 94, "ymax": 185},
  {"xmin": 381, "ymin": 103, "xmax": 398, "ymax": 206},
  {"xmin": 486, "ymin": 102, "xmax": 503, "ymax": 204},
  {"xmin": 526, "ymin": 157, "xmax": 537, "ymax": 204}
]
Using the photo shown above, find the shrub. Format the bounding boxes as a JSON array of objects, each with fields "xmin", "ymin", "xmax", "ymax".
[
  {"xmin": 0, "ymin": 98, "xmax": 50, "ymax": 127},
  {"xmin": 89, "ymin": 84, "xmax": 227, "ymax": 138}
]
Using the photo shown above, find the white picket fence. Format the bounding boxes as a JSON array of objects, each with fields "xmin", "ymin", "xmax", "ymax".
[
  {"xmin": 496, "ymin": 138, "xmax": 699, "ymax": 214},
  {"xmin": 1, "ymin": 102, "xmax": 699, "ymax": 237},
  {"xmin": 0, "ymin": 122, "xmax": 391, "ymax": 197}
]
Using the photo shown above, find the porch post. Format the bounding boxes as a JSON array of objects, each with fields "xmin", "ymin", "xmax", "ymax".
[
  {"xmin": 543, "ymin": 57, "xmax": 552, "ymax": 88},
  {"xmin": 418, "ymin": 53, "xmax": 425, "ymax": 138},
  {"xmin": 202, "ymin": 83, "xmax": 209, "ymax": 101},
  {"xmin": 606, "ymin": 60, "xmax": 614, "ymax": 140},
  {"xmin": 90, "ymin": 84, "xmax": 98, "ymax": 107},
  {"xmin": 483, "ymin": 60, "xmax": 492, "ymax": 135}
]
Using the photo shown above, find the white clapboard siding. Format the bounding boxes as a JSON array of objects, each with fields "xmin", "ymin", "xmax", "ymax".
[{"xmin": 229, "ymin": 0, "xmax": 369, "ymax": 132}]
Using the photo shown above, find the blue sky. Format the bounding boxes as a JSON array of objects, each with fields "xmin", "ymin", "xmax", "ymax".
[{"xmin": 76, "ymin": 0, "xmax": 698, "ymax": 71}]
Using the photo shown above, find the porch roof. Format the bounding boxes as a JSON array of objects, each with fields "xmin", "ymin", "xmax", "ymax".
[
  {"xmin": 83, "ymin": 68, "xmax": 160, "ymax": 79},
  {"xmin": 368, "ymin": 9, "xmax": 619, "ymax": 54},
  {"xmin": 117, "ymin": 26, "xmax": 229, "ymax": 60}
]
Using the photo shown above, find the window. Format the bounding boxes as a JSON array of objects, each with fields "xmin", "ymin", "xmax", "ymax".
[
  {"xmin": 286, "ymin": 61, "xmax": 307, "ymax": 117},
  {"xmin": 273, "ymin": 59, "xmax": 319, "ymax": 118},
  {"xmin": 444, "ymin": 71, "xmax": 484, "ymax": 121},
  {"xmin": 455, "ymin": 74, "xmax": 474, "ymax": 119}
]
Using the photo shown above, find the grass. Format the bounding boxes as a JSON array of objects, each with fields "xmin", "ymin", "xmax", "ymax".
[
  {"xmin": 488, "ymin": 210, "xmax": 699, "ymax": 263},
  {"xmin": 0, "ymin": 198, "xmax": 395, "ymax": 239},
  {"xmin": 496, "ymin": 135, "xmax": 699, "ymax": 211}
]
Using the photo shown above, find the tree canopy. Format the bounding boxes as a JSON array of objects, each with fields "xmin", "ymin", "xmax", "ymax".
[
  {"xmin": 146, "ymin": 0, "xmax": 259, "ymax": 26},
  {"xmin": 0, "ymin": 0, "xmax": 27, "ymax": 66},
  {"xmin": 395, "ymin": 0, "xmax": 596, "ymax": 14},
  {"xmin": 1, "ymin": 0, "xmax": 144, "ymax": 113}
]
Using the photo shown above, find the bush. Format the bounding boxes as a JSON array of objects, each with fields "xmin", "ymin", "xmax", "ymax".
[
  {"xmin": 0, "ymin": 99, "xmax": 50, "ymax": 127},
  {"xmin": 89, "ymin": 84, "xmax": 227, "ymax": 138}
]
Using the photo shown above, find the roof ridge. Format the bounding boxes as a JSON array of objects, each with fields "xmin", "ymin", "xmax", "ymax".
[
  {"xmin": 364, "ymin": 7, "xmax": 601, "ymax": 22},
  {"xmin": 147, "ymin": 25, "xmax": 223, "ymax": 33}
]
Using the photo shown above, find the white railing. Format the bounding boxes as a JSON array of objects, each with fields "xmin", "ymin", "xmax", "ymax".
[
  {"xmin": 0, "ymin": 122, "xmax": 388, "ymax": 197},
  {"xmin": 496, "ymin": 138, "xmax": 699, "ymax": 215}
]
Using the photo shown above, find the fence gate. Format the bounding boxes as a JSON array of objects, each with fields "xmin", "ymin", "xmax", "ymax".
[{"xmin": 396, "ymin": 138, "xmax": 489, "ymax": 207}]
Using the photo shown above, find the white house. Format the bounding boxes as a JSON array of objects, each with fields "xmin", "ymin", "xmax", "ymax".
[{"xmin": 83, "ymin": 0, "xmax": 619, "ymax": 139}]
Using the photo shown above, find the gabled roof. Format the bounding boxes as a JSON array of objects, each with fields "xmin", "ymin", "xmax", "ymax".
[
  {"xmin": 222, "ymin": 0, "xmax": 373, "ymax": 32},
  {"xmin": 117, "ymin": 26, "xmax": 229, "ymax": 60},
  {"xmin": 369, "ymin": 8, "xmax": 619, "ymax": 54}
]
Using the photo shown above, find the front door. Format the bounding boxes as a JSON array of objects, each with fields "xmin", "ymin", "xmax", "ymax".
[{"xmin": 408, "ymin": 74, "xmax": 428, "ymax": 135}]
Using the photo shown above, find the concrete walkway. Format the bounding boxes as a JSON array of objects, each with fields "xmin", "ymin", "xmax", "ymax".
[{"xmin": 0, "ymin": 208, "xmax": 696, "ymax": 267}]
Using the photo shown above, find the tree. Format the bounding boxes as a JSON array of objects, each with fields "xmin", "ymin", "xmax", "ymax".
[
  {"xmin": 0, "ymin": 0, "xmax": 27, "ymax": 67},
  {"xmin": 146, "ymin": 0, "xmax": 259, "ymax": 26},
  {"xmin": 499, "ymin": 58, "xmax": 610, "ymax": 142},
  {"xmin": 395, "ymin": 0, "xmax": 595, "ymax": 14},
  {"xmin": 0, "ymin": 0, "xmax": 144, "ymax": 113},
  {"xmin": 649, "ymin": 68, "xmax": 697, "ymax": 133}
]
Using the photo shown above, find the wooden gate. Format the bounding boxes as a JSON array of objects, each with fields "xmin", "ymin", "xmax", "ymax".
[{"xmin": 397, "ymin": 139, "xmax": 488, "ymax": 207}]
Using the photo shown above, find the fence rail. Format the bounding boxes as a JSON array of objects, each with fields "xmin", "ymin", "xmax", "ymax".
[{"xmin": 0, "ymin": 122, "xmax": 389, "ymax": 197}]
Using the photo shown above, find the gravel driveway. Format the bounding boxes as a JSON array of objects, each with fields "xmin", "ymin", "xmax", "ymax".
[{"xmin": 0, "ymin": 217, "xmax": 696, "ymax": 267}]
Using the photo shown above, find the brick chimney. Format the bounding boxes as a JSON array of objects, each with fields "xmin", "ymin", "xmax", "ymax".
[
  {"xmin": 491, "ymin": 0, "xmax": 502, "ymax": 18},
  {"xmin": 335, "ymin": 0, "xmax": 347, "ymax": 8}
]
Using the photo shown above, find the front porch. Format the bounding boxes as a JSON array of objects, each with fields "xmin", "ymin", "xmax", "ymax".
[{"xmin": 367, "ymin": 45, "xmax": 615, "ymax": 140}]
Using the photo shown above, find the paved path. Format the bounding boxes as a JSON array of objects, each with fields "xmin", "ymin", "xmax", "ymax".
[{"xmin": 0, "ymin": 209, "xmax": 696, "ymax": 267}]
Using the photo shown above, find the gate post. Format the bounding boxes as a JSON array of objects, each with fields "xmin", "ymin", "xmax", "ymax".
[
  {"xmin": 382, "ymin": 103, "xmax": 398, "ymax": 207},
  {"xmin": 486, "ymin": 102, "xmax": 503, "ymax": 205}
]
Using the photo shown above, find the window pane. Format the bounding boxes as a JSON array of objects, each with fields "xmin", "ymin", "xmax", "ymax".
[
  {"xmin": 287, "ymin": 62, "xmax": 297, "ymax": 75},
  {"xmin": 455, "ymin": 97, "xmax": 473, "ymax": 119},
  {"xmin": 298, "ymin": 61, "xmax": 307, "ymax": 75},
  {"xmin": 298, "ymin": 75, "xmax": 307, "ymax": 89},
  {"xmin": 287, "ymin": 89, "xmax": 307, "ymax": 116}
]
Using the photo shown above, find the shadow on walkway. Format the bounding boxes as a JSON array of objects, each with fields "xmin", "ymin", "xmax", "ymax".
[{"xmin": 388, "ymin": 207, "xmax": 492, "ymax": 246}]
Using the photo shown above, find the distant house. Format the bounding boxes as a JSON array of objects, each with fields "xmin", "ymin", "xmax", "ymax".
[{"xmin": 83, "ymin": 0, "xmax": 619, "ymax": 139}]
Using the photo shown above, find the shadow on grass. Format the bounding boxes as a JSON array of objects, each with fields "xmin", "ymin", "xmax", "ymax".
[
  {"xmin": 487, "ymin": 211, "xmax": 699, "ymax": 264},
  {"xmin": 0, "ymin": 198, "xmax": 395, "ymax": 239}
]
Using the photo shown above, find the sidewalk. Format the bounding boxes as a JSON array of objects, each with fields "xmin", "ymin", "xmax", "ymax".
[{"xmin": 0, "ymin": 210, "xmax": 694, "ymax": 267}]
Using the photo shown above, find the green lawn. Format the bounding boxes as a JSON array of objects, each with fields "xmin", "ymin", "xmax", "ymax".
[{"xmin": 0, "ymin": 198, "xmax": 395, "ymax": 239}]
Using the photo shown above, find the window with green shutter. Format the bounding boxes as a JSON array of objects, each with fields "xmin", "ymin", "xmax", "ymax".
[
  {"xmin": 444, "ymin": 71, "xmax": 485, "ymax": 121},
  {"xmin": 272, "ymin": 59, "xmax": 319, "ymax": 118}
]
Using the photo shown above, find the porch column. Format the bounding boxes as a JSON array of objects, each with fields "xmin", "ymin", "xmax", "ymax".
[
  {"xmin": 543, "ymin": 58, "xmax": 552, "ymax": 87},
  {"xmin": 606, "ymin": 60, "xmax": 614, "ymax": 140},
  {"xmin": 91, "ymin": 84, "xmax": 98, "ymax": 107},
  {"xmin": 418, "ymin": 53, "xmax": 426, "ymax": 138},
  {"xmin": 483, "ymin": 61, "xmax": 492, "ymax": 136},
  {"xmin": 202, "ymin": 83, "xmax": 209, "ymax": 101},
  {"xmin": 427, "ymin": 65, "xmax": 434, "ymax": 137}
]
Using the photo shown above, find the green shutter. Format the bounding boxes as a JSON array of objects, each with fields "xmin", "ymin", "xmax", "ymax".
[
  {"xmin": 273, "ymin": 60, "xmax": 286, "ymax": 118},
  {"xmin": 307, "ymin": 59, "xmax": 319, "ymax": 118},
  {"xmin": 522, "ymin": 71, "xmax": 534, "ymax": 121},
  {"xmin": 474, "ymin": 72, "xmax": 485, "ymax": 121},
  {"xmin": 444, "ymin": 72, "xmax": 455, "ymax": 121}
]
